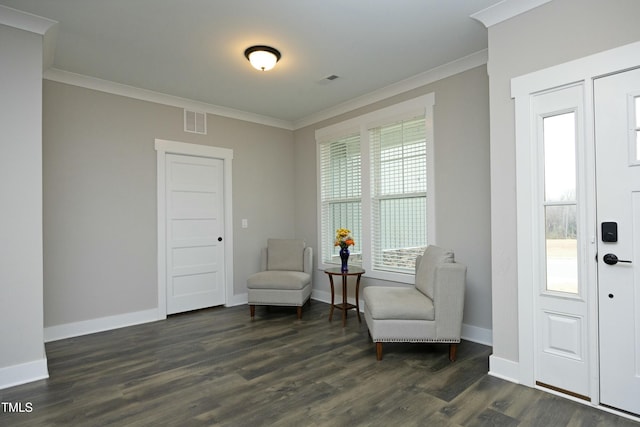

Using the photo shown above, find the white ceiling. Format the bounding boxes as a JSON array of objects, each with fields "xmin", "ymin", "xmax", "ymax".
[{"xmin": 1, "ymin": 0, "xmax": 506, "ymax": 127}]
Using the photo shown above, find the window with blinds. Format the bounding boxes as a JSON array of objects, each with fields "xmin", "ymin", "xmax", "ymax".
[
  {"xmin": 316, "ymin": 93, "xmax": 434, "ymax": 281},
  {"xmin": 370, "ymin": 117, "xmax": 427, "ymax": 272},
  {"xmin": 319, "ymin": 133, "xmax": 362, "ymax": 266}
]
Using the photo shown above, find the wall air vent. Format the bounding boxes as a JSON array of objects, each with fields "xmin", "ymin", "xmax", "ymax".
[{"xmin": 184, "ymin": 109, "xmax": 206, "ymax": 134}]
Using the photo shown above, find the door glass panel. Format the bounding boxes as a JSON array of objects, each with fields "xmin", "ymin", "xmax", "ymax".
[
  {"xmin": 635, "ymin": 96, "xmax": 640, "ymax": 161},
  {"xmin": 543, "ymin": 112, "xmax": 578, "ymax": 294},
  {"xmin": 545, "ymin": 205, "xmax": 578, "ymax": 293},
  {"xmin": 544, "ymin": 112, "xmax": 576, "ymax": 201}
]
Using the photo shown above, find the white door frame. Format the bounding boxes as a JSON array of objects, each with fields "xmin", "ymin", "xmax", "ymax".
[
  {"xmin": 512, "ymin": 40, "xmax": 640, "ymax": 409},
  {"xmin": 155, "ymin": 139, "xmax": 234, "ymax": 319}
]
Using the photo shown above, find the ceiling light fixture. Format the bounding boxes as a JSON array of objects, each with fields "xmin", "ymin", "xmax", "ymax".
[{"xmin": 244, "ymin": 45, "xmax": 281, "ymax": 71}]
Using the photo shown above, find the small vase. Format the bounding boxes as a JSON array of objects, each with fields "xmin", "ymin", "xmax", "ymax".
[{"xmin": 339, "ymin": 247, "xmax": 350, "ymax": 272}]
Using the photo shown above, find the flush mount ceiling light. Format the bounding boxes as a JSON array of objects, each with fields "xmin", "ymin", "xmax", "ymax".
[{"xmin": 244, "ymin": 45, "xmax": 281, "ymax": 71}]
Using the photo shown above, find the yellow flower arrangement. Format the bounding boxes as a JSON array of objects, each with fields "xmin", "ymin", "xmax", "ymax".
[{"xmin": 334, "ymin": 228, "xmax": 355, "ymax": 250}]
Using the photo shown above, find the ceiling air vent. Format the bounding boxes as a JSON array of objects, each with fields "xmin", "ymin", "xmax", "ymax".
[
  {"xmin": 317, "ymin": 74, "xmax": 340, "ymax": 85},
  {"xmin": 184, "ymin": 109, "xmax": 206, "ymax": 135}
]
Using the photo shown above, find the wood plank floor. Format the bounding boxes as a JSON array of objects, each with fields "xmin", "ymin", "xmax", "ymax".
[{"xmin": 1, "ymin": 301, "xmax": 638, "ymax": 426}]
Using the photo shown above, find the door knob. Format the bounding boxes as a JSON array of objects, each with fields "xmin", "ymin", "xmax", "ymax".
[{"xmin": 603, "ymin": 253, "xmax": 632, "ymax": 265}]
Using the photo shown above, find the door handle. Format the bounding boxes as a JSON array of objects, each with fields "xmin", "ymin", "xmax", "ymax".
[{"xmin": 603, "ymin": 253, "xmax": 632, "ymax": 265}]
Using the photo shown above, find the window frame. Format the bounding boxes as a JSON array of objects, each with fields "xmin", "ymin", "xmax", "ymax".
[{"xmin": 316, "ymin": 93, "xmax": 435, "ymax": 284}]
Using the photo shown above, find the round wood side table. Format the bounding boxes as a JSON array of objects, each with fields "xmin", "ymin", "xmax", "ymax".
[{"xmin": 324, "ymin": 266, "xmax": 365, "ymax": 327}]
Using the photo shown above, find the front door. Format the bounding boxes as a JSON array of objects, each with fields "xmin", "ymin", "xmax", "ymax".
[
  {"xmin": 595, "ymin": 67, "xmax": 640, "ymax": 416},
  {"xmin": 165, "ymin": 154, "xmax": 226, "ymax": 314}
]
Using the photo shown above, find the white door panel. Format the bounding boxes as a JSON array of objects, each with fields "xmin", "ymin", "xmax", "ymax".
[
  {"xmin": 172, "ymin": 219, "xmax": 217, "ymax": 240},
  {"xmin": 166, "ymin": 154, "xmax": 225, "ymax": 314},
  {"xmin": 532, "ymin": 85, "xmax": 590, "ymax": 398},
  {"xmin": 595, "ymin": 68, "xmax": 640, "ymax": 416},
  {"xmin": 171, "ymin": 192, "xmax": 217, "ymax": 218},
  {"xmin": 542, "ymin": 311, "xmax": 584, "ymax": 361}
]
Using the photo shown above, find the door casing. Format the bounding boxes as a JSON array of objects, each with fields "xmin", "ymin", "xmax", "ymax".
[
  {"xmin": 155, "ymin": 139, "xmax": 234, "ymax": 319},
  {"xmin": 512, "ymin": 40, "xmax": 640, "ymax": 414}
]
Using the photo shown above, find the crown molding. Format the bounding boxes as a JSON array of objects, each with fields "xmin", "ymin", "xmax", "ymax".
[
  {"xmin": 292, "ymin": 49, "xmax": 488, "ymax": 130},
  {"xmin": 43, "ymin": 68, "xmax": 295, "ymax": 130},
  {"xmin": 0, "ymin": 4, "xmax": 58, "ymax": 71},
  {"xmin": 471, "ymin": 0, "xmax": 552, "ymax": 28},
  {"xmin": 45, "ymin": 49, "xmax": 488, "ymax": 132},
  {"xmin": 0, "ymin": 4, "xmax": 57, "ymax": 35}
]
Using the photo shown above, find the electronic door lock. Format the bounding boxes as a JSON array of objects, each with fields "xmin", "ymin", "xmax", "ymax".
[{"xmin": 601, "ymin": 222, "xmax": 618, "ymax": 242}]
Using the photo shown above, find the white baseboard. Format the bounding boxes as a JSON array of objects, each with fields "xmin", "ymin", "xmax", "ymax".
[
  {"xmin": 0, "ymin": 357, "xmax": 49, "ymax": 390},
  {"xmin": 44, "ymin": 308, "xmax": 161, "ymax": 342},
  {"xmin": 44, "ymin": 292, "xmax": 251, "ymax": 343},
  {"xmin": 461, "ymin": 324, "xmax": 493, "ymax": 346},
  {"xmin": 311, "ymin": 289, "xmax": 332, "ymax": 304},
  {"xmin": 312, "ymin": 290, "xmax": 493, "ymax": 346},
  {"xmin": 227, "ymin": 292, "xmax": 248, "ymax": 307},
  {"xmin": 41, "ymin": 292, "xmax": 493, "ymax": 347},
  {"xmin": 488, "ymin": 354, "xmax": 520, "ymax": 383}
]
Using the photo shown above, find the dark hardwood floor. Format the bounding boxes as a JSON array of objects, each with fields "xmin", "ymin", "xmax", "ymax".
[{"xmin": 1, "ymin": 301, "xmax": 638, "ymax": 426}]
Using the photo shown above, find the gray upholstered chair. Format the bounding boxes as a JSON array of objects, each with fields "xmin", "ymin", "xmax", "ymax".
[
  {"xmin": 247, "ymin": 239, "xmax": 312, "ymax": 320},
  {"xmin": 363, "ymin": 245, "xmax": 466, "ymax": 361}
]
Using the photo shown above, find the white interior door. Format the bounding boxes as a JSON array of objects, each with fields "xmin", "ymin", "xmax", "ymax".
[
  {"xmin": 595, "ymin": 68, "xmax": 640, "ymax": 416},
  {"xmin": 166, "ymin": 154, "xmax": 225, "ymax": 314}
]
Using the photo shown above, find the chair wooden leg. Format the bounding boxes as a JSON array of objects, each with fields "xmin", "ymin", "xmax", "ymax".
[
  {"xmin": 376, "ymin": 342, "xmax": 383, "ymax": 361},
  {"xmin": 250, "ymin": 305, "xmax": 255, "ymax": 319},
  {"xmin": 449, "ymin": 343, "xmax": 457, "ymax": 362},
  {"xmin": 297, "ymin": 306, "xmax": 302, "ymax": 320}
]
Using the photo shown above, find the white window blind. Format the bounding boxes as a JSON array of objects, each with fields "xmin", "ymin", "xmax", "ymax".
[
  {"xmin": 316, "ymin": 93, "xmax": 434, "ymax": 282},
  {"xmin": 319, "ymin": 133, "xmax": 362, "ymax": 266},
  {"xmin": 370, "ymin": 117, "xmax": 427, "ymax": 272}
]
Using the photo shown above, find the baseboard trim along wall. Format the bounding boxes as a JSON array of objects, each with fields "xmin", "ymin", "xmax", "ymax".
[
  {"xmin": 311, "ymin": 290, "xmax": 494, "ymax": 347},
  {"xmin": 488, "ymin": 354, "xmax": 520, "ymax": 384},
  {"xmin": 0, "ymin": 357, "xmax": 49, "ymax": 390},
  {"xmin": 44, "ymin": 308, "xmax": 161, "ymax": 342},
  {"xmin": 227, "ymin": 292, "xmax": 248, "ymax": 307},
  {"xmin": 43, "ymin": 294, "xmax": 250, "ymax": 343},
  {"xmin": 461, "ymin": 323, "xmax": 493, "ymax": 346},
  {"xmin": 42, "ymin": 293, "xmax": 494, "ymax": 348},
  {"xmin": 43, "ymin": 293, "xmax": 250, "ymax": 344}
]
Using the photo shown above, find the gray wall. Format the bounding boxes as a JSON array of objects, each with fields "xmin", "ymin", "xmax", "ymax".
[
  {"xmin": 43, "ymin": 66, "xmax": 492, "ymax": 335},
  {"xmin": 43, "ymin": 80, "xmax": 296, "ymax": 327},
  {"xmin": 487, "ymin": 0, "xmax": 640, "ymax": 362},
  {"xmin": 294, "ymin": 65, "xmax": 492, "ymax": 333},
  {"xmin": 0, "ymin": 24, "xmax": 45, "ymax": 371}
]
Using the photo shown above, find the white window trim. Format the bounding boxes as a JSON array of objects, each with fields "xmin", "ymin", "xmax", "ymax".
[{"xmin": 316, "ymin": 93, "xmax": 435, "ymax": 284}]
